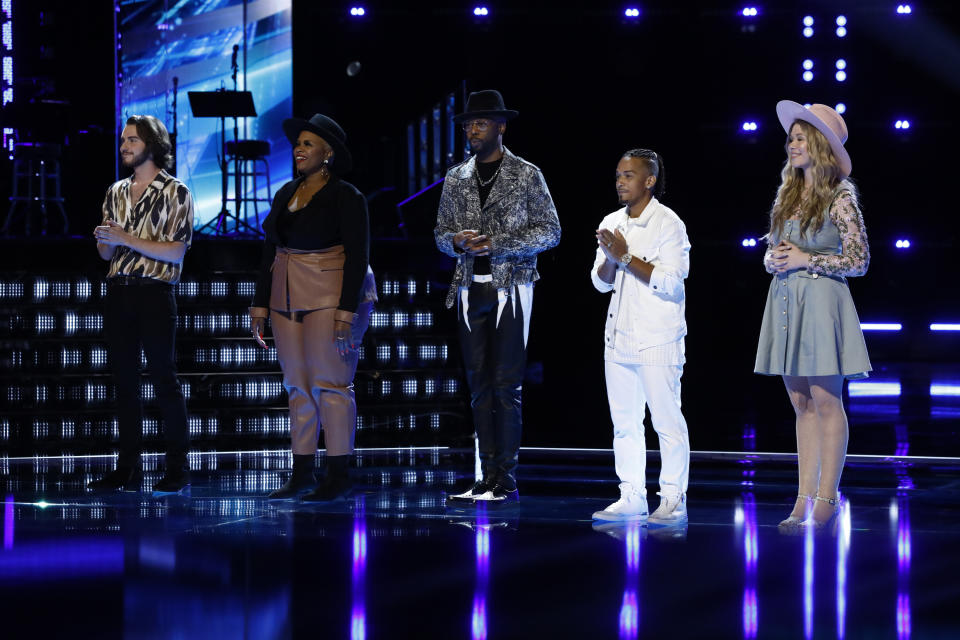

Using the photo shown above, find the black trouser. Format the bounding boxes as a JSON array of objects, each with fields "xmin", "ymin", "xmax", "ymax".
[
  {"xmin": 104, "ymin": 279, "xmax": 188, "ymax": 467},
  {"xmin": 457, "ymin": 282, "xmax": 529, "ymax": 487}
]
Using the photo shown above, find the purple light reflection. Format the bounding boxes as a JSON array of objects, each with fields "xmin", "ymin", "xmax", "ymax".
[
  {"xmin": 619, "ymin": 522, "xmax": 641, "ymax": 639},
  {"xmin": 3, "ymin": 494, "xmax": 12, "ymax": 549},
  {"xmin": 804, "ymin": 522, "xmax": 814, "ymax": 640},
  {"xmin": 351, "ymin": 500, "xmax": 367, "ymax": 640},
  {"xmin": 895, "ymin": 495, "xmax": 911, "ymax": 640},
  {"xmin": 472, "ymin": 513, "xmax": 490, "ymax": 640},
  {"xmin": 741, "ymin": 493, "xmax": 758, "ymax": 638},
  {"xmin": 836, "ymin": 500, "xmax": 852, "ymax": 639}
]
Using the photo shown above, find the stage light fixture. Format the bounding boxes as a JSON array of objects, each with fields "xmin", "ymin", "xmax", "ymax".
[
  {"xmin": 741, "ymin": 238, "xmax": 758, "ymax": 247},
  {"xmin": 473, "ymin": 6, "xmax": 489, "ymax": 16},
  {"xmin": 802, "ymin": 59, "xmax": 814, "ymax": 70},
  {"xmin": 413, "ymin": 311, "xmax": 433, "ymax": 328},
  {"xmin": 836, "ymin": 15, "xmax": 847, "ymax": 26},
  {"xmin": 402, "ymin": 378, "xmax": 417, "ymax": 397},
  {"xmin": 803, "ymin": 71, "xmax": 814, "ymax": 82},
  {"xmin": 369, "ymin": 311, "xmax": 389, "ymax": 329},
  {"xmin": 392, "ymin": 311, "xmax": 408, "ymax": 328},
  {"xmin": 424, "ymin": 378, "xmax": 436, "ymax": 397},
  {"xmin": 835, "ymin": 102, "xmax": 846, "ymax": 114},
  {"xmin": 894, "ymin": 119, "xmax": 911, "ymax": 130},
  {"xmin": 848, "ymin": 381, "xmax": 901, "ymax": 397},
  {"xmin": 896, "ymin": 4, "xmax": 912, "ymax": 14},
  {"xmin": 741, "ymin": 7, "xmax": 758, "ymax": 17},
  {"xmin": 397, "ymin": 341, "xmax": 409, "ymax": 361},
  {"xmin": 406, "ymin": 278, "xmax": 417, "ymax": 296},
  {"xmin": 895, "ymin": 239, "xmax": 911, "ymax": 249},
  {"xmin": 836, "ymin": 26, "xmax": 847, "ymax": 37},
  {"xmin": 931, "ymin": 324, "xmax": 960, "ymax": 331},
  {"xmin": 624, "ymin": 8, "xmax": 641, "ymax": 18},
  {"xmin": 836, "ymin": 70, "xmax": 847, "ymax": 82},
  {"xmin": 861, "ymin": 323, "xmax": 902, "ymax": 331},
  {"xmin": 376, "ymin": 343, "xmax": 391, "ymax": 362},
  {"xmin": 349, "ymin": 6, "xmax": 365, "ymax": 16},
  {"xmin": 741, "ymin": 121, "xmax": 758, "ymax": 132},
  {"xmin": 835, "ymin": 59, "xmax": 846, "ymax": 70}
]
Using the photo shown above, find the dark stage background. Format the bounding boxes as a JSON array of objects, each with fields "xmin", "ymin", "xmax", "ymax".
[{"xmin": 2, "ymin": 1, "xmax": 959, "ymax": 455}]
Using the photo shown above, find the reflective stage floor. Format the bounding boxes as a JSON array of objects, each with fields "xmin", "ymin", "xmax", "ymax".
[{"xmin": 1, "ymin": 448, "xmax": 959, "ymax": 639}]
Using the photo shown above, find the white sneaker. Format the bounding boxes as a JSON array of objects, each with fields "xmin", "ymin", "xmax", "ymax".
[
  {"xmin": 648, "ymin": 492, "xmax": 687, "ymax": 524},
  {"xmin": 592, "ymin": 482, "xmax": 648, "ymax": 521}
]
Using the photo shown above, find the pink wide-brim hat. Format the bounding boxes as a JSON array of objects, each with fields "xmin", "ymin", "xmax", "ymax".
[{"xmin": 776, "ymin": 100, "xmax": 852, "ymax": 178}]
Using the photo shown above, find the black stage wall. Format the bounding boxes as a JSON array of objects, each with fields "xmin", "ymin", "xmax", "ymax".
[
  {"xmin": 290, "ymin": 1, "xmax": 960, "ymax": 451},
  {"xmin": 2, "ymin": 1, "xmax": 959, "ymax": 454}
]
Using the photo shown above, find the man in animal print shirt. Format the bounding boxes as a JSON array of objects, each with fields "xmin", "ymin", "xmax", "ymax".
[{"xmin": 89, "ymin": 114, "xmax": 194, "ymax": 496}]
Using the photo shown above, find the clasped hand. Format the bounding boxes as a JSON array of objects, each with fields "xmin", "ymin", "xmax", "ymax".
[
  {"xmin": 93, "ymin": 220, "xmax": 133, "ymax": 247},
  {"xmin": 596, "ymin": 228, "xmax": 628, "ymax": 263},
  {"xmin": 768, "ymin": 240, "xmax": 811, "ymax": 273},
  {"xmin": 454, "ymin": 229, "xmax": 492, "ymax": 256}
]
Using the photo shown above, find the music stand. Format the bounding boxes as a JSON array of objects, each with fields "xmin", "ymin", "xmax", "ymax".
[{"xmin": 188, "ymin": 90, "xmax": 258, "ymax": 235}]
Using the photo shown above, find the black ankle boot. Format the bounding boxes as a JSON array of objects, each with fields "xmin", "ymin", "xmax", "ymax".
[
  {"xmin": 301, "ymin": 455, "xmax": 352, "ymax": 502},
  {"xmin": 153, "ymin": 451, "xmax": 191, "ymax": 495},
  {"xmin": 88, "ymin": 464, "xmax": 142, "ymax": 492},
  {"xmin": 268, "ymin": 454, "xmax": 316, "ymax": 500}
]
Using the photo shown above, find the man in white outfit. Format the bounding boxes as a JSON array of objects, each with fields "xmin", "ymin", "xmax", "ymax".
[{"xmin": 590, "ymin": 148, "xmax": 691, "ymax": 523}]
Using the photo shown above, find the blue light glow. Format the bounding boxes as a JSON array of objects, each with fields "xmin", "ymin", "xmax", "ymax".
[
  {"xmin": 624, "ymin": 8, "xmax": 641, "ymax": 18},
  {"xmin": 860, "ymin": 323, "xmax": 902, "ymax": 331},
  {"xmin": 836, "ymin": 59, "xmax": 847, "ymax": 69},
  {"xmin": 896, "ymin": 4, "xmax": 912, "ymax": 15},
  {"xmin": 894, "ymin": 119, "xmax": 911, "ymax": 130},
  {"xmin": 848, "ymin": 381, "xmax": 902, "ymax": 397},
  {"xmin": 741, "ymin": 121, "xmax": 758, "ymax": 132},
  {"xmin": 473, "ymin": 6, "xmax": 489, "ymax": 16},
  {"xmin": 803, "ymin": 71, "xmax": 814, "ymax": 82},
  {"xmin": 803, "ymin": 16, "xmax": 814, "ymax": 27},
  {"xmin": 930, "ymin": 323, "xmax": 960, "ymax": 331},
  {"xmin": 836, "ymin": 15, "xmax": 847, "ymax": 26},
  {"xmin": 930, "ymin": 383, "xmax": 960, "ymax": 397},
  {"xmin": 741, "ymin": 238, "xmax": 758, "ymax": 247},
  {"xmin": 803, "ymin": 27, "xmax": 813, "ymax": 38},
  {"xmin": 804, "ymin": 523, "xmax": 814, "ymax": 640},
  {"xmin": 836, "ymin": 103, "xmax": 846, "ymax": 114},
  {"xmin": 836, "ymin": 70, "xmax": 847, "ymax": 82},
  {"xmin": 803, "ymin": 59, "xmax": 814, "ymax": 70},
  {"xmin": 741, "ymin": 7, "xmax": 758, "ymax": 17},
  {"xmin": 349, "ymin": 7, "xmax": 366, "ymax": 16},
  {"xmin": 836, "ymin": 26, "xmax": 847, "ymax": 37},
  {"xmin": 895, "ymin": 239, "xmax": 911, "ymax": 249}
]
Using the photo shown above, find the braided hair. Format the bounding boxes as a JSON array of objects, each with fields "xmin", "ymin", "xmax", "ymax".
[{"xmin": 622, "ymin": 148, "xmax": 666, "ymax": 199}]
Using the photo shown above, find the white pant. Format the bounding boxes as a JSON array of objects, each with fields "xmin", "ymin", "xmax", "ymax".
[{"xmin": 605, "ymin": 361, "xmax": 690, "ymax": 497}]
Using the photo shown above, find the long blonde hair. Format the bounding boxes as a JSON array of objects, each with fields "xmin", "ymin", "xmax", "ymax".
[{"xmin": 769, "ymin": 120, "xmax": 854, "ymax": 239}]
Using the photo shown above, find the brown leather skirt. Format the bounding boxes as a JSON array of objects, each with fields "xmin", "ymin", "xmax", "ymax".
[{"xmin": 269, "ymin": 244, "xmax": 376, "ymax": 313}]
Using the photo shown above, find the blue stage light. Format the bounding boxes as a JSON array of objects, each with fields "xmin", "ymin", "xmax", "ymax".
[
  {"xmin": 803, "ymin": 26, "xmax": 813, "ymax": 38},
  {"xmin": 894, "ymin": 119, "xmax": 911, "ymax": 130},
  {"xmin": 803, "ymin": 71, "xmax": 814, "ymax": 82},
  {"xmin": 896, "ymin": 4, "xmax": 912, "ymax": 14},
  {"xmin": 836, "ymin": 26, "xmax": 847, "ymax": 37},
  {"xmin": 473, "ymin": 6, "xmax": 489, "ymax": 16},
  {"xmin": 930, "ymin": 383, "xmax": 960, "ymax": 397},
  {"xmin": 860, "ymin": 323, "xmax": 902, "ymax": 331},
  {"xmin": 895, "ymin": 239, "xmax": 911, "ymax": 249},
  {"xmin": 803, "ymin": 15, "xmax": 814, "ymax": 26},
  {"xmin": 741, "ymin": 7, "xmax": 758, "ymax": 17},
  {"xmin": 624, "ymin": 8, "xmax": 641, "ymax": 18},
  {"xmin": 836, "ymin": 15, "xmax": 847, "ymax": 26},
  {"xmin": 835, "ymin": 59, "xmax": 846, "ymax": 70},
  {"xmin": 835, "ymin": 102, "xmax": 846, "ymax": 114},
  {"xmin": 849, "ymin": 381, "xmax": 902, "ymax": 397},
  {"xmin": 349, "ymin": 7, "xmax": 366, "ymax": 16},
  {"xmin": 741, "ymin": 238, "xmax": 758, "ymax": 247},
  {"xmin": 836, "ymin": 70, "xmax": 847, "ymax": 82},
  {"xmin": 803, "ymin": 59, "xmax": 814, "ymax": 70},
  {"xmin": 930, "ymin": 323, "xmax": 960, "ymax": 331},
  {"xmin": 740, "ymin": 121, "xmax": 758, "ymax": 132}
]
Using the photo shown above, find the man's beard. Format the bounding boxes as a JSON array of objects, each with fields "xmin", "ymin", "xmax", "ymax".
[{"xmin": 122, "ymin": 150, "xmax": 150, "ymax": 168}]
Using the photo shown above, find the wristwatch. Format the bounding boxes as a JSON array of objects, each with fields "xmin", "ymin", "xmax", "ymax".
[{"xmin": 619, "ymin": 252, "xmax": 633, "ymax": 266}]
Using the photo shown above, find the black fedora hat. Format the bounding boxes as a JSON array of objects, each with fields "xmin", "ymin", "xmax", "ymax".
[
  {"xmin": 282, "ymin": 113, "xmax": 353, "ymax": 174},
  {"xmin": 453, "ymin": 89, "xmax": 519, "ymax": 123}
]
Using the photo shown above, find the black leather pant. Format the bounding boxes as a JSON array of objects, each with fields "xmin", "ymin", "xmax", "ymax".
[
  {"xmin": 105, "ymin": 279, "xmax": 189, "ymax": 467},
  {"xmin": 457, "ymin": 282, "xmax": 529, "ymax": 487}
]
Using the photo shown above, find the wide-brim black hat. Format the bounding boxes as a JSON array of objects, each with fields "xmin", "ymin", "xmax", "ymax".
[
  {"xmin": 453, "ymin": 89, "xmax": 519, "ymax": 123},
  {"xmin": 282, "ymin": 113, "xmax": 353, "ymax": 174}
]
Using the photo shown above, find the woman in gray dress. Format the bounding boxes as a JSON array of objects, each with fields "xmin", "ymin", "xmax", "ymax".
[{"xmin": 754, "ymin": 101, "xmax": 871, "ymax": 532}]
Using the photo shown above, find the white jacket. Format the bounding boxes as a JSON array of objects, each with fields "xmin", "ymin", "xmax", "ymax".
[{"xmin": 590, "ymin": 198, "xmax": 690, "ymax": 362}]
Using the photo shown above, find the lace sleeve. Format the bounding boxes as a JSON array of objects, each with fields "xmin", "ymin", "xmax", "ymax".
[{"xmin": 808, "ymin": 192, "xmax": 869, "ymax": 278}]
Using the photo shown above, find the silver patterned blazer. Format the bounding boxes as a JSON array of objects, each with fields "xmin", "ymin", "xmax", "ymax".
[{"xmin": 434, "ymin": 147, "xmax": 561, "ymax": 308}]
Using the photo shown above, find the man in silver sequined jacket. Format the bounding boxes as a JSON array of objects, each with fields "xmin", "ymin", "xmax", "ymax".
[{"xmin": 434, "ymin": 89, "xmax": 560, "ymax": 503}]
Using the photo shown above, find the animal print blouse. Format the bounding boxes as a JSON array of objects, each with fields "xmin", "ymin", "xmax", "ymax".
[{"xmin": 101, "ymin": 170, "xmax": 194, "ymax": 284}]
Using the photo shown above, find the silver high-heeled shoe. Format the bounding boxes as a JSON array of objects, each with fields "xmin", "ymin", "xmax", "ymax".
[
  {"xmin": 798, "ymin": 494, "xmax": 841, "ymax": 533},
  {"xmin": 778, "ymin": 493, "xmax": 813, "ymax": 529}
]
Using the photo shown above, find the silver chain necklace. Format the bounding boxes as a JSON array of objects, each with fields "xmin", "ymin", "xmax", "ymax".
[{"xmin": 476, "ymin": 157, "xmax": 504, "ymax": 187}]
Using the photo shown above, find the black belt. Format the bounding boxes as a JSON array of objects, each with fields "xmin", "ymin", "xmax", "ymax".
[{"xmin": 107, "ymin": 276, "xmax": 173, "ymax": 288}]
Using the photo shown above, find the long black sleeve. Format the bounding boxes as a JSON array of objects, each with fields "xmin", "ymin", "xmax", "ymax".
[{"xmin": 336, "ymin": 185, "xmax": 370, "ymax": 313}]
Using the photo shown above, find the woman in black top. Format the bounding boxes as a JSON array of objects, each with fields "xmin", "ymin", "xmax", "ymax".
[{"xmin": 249, "ymin": 114, "xmax": 376, "ymax": 501}]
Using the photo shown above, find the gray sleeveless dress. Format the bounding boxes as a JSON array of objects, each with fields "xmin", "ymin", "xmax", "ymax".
[{"xmin": 754, "ymin": 196, "xmax": 872, "ymax": 379}]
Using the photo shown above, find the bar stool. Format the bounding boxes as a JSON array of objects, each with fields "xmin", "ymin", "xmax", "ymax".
[
  {"xmin": 3, "ymin": 143, "xmax": 69, "ymax": 236},
  {"xmin": 226, "ymin": 139, "xmax": 272, "ymax": 232}
]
